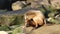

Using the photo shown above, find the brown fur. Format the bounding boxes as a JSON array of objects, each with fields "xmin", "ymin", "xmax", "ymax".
[{"xmin": 24, "ymin": 10, "xmax": 46, "ymax": 28}]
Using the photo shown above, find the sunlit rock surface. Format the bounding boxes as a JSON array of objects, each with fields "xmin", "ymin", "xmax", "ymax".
[{"xmin": 23, "ymin": 25, "xmax": 60, "ymax": 34}]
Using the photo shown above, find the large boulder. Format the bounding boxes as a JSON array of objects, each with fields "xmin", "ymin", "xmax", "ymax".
[
  {"xmin": 26, "ymin": 0, "xmax": 50, "ymax": 8},
  {"xmin": 50, "ymin": 0, "xmax": 60, "ymax": 9},
  {"xmin": 12, "ymin": 1, "xmax": 27, "ymax": 11},
  {"xmin": 26, "ymin": 0, "xmax": 60, "ymax": 9},
  {"xmin": 0, "ymin": 0, "xmax": 27, "ymax": 11},
  {"xmin": 0, "ymin": 14, "xmax": 24, "ymax": 26},
  {"xmin": 23, "ymin": 25, "xmax": 60, "ymax": 34}
]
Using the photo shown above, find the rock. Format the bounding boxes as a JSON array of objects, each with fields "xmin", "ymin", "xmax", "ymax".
[
  {"xmin": 47, "ymin": 11, "xmax": 60, "ymax": 24},
  {"xmin": 0, "ymin": 31, "xmax": 8, "ymax": 34},
  {"xmin": 12, "ymin": 26, "xmax": 26, "ymax": 34},
  {"xmin": 12, "ymin": 1, "xmax": 27, "ymax": 11},
  {"xmin": 0, "ymin": 14, "xmax": 24, "ymax": 26},
  {"xmin": 0, "ymin": 0, "xmax": 18, "ymax": 11},
  {"xmin": 26, "ymin": 0, "xmax": 50, "ymax": 8},
  {"xmin": 47, "ymin": 14, "xmax": 60, "ymax": 24},
  {"xmin": 26, "ymin": 0, "xmax": 60, "ymax": 9},
  {"xmin": 23, "ymin": 27, "xmax": 34, "ymax": 34},
  {"xmin": 23, "ymin": 25, "xmax": 60, "ymax": 34},
  {"xmin": 55, "ymin": 14, "xmax": 60, "ymax": 20},
  {"xmin": 50, "ymin": 0, "xmax": 60, "ymax": 9}
]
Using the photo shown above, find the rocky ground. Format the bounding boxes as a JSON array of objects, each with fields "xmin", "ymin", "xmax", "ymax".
[{"xmin": 23, "ymin": 24, "xmax": 60, "ymax": 34}]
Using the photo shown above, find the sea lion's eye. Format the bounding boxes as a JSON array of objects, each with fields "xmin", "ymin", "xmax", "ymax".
[{"xmin": 31, "ymin": 19, "xmax": 33, "ymax": 21}]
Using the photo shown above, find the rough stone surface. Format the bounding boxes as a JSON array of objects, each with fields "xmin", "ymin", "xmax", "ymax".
[
  {"xmin": 12, "ymin": 1, "xmax": 27, "ymax": 11},
  {"xmin": 50, "ymin": 0, "xmax": 60, "ymax": 9},
  {"xmin": 23, "ymin": 25, "xmax": 60, "ymax": 34},
  {"xmin": 27, "ymin": 0, "xmax": 50, "ymax": 8},
  {"xmin": 26, "ymin": 0, "xmax": 60, "ymax": 9}
]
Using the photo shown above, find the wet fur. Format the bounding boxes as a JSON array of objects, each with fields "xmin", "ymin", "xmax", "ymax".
[{"xmin": 24, "ymin": 10, "xmax": 46, "ymax": 28}]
